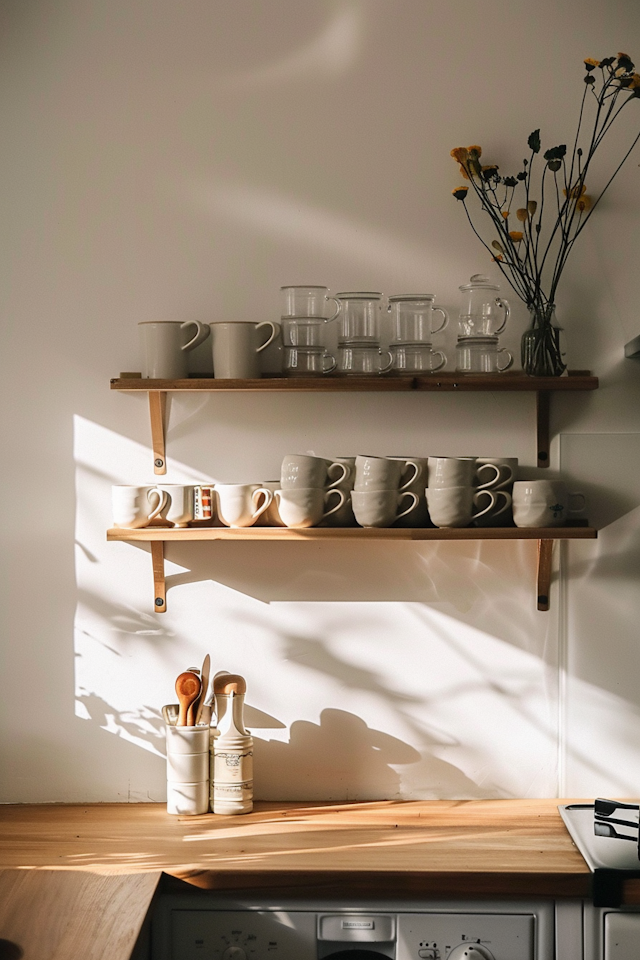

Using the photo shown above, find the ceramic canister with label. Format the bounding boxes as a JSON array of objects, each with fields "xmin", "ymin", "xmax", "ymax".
[{"xmin": 210, "ymin": 675, "xmax": 254, "ymax": 815}]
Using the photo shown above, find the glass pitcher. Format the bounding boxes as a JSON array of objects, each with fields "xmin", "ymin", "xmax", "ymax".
[
  {"xmin": 458, "ymin": 275, "xmax": 510, "ymax": 336},
  {"xmin": 387, "ymin": 295, "xmax": 449, "ymax": 342},
  {"xmin": 335, "ymin": 292, "xmax": 383, "ymax": 342}
]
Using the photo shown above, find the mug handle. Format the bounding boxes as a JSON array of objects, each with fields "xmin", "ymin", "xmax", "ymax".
[
  {"xmin": 395, "ymin": 490, "xmax": 419, "ymax": 521},
  {"xmin": 326, "ymin": 461, "xmax": 349, "ymax": 489},
  {"xmin": 431, "ymin": 306, "xmax": 449, "ymax": 335},
  {"xmin": 379, "ymin": 349, "xmax": 393, "ymax": 374},
  {"xmin": 399, "ymin": 460, "xmax": 420, "ymax": 492},
  {"xmin": 567, "ymin": 491, "xmax": 586, "ymax": 514},
  {"xmin": 497, "ymin": 348, "xmax": 514, "ymax": 372},
  {"xmin": 476, "ymin": 462, "xmax": 502, "ymax": 490},
  {"xmin": 322, "ymin": 488, "xmax": 346, "ymax": 520},
  {"xmin": 491, "ymin": 490, "xmax": 512, "ymax": 518},
  {"xmin": 494, "ymin": 297, "xmax": 510, "ymax": 335},
  {"xmin": 472, "ymin": 489, "xmax": 497, "ymax": 520},
  {"xmin": 322, "ymin": 352, "xmax": 337, "ymax": 374},
  {"xmin": 430, "ymin": 350, "xmax": 447, "ymax": 372},
  {"xmin": 180, "ymin": 320, "xmax": 210, "ymax": 352},
  {"xmin": 255, "ymin": 321, "xmax": 280, "ymax": 353},
  {"xmin": 147, "ymin": 486, "xmax": 168, "ymax": 521},
  {"xmin": 324, "ymin": 297, "xmax": 341, "ymax": 323},
  {"xmin": 251, "ymin": 486, "xmax": 274, "ymax": 521}
]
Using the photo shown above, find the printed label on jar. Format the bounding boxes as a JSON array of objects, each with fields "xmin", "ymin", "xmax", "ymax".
[
  {"xmin": 213, "ymin": 780, "xmax": 254, "ymax": 801},
  {"xmin": 213, "ymin": 750, "xmax": 253, "ymax": 782}
]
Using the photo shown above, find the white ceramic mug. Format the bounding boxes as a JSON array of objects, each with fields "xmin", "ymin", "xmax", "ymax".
[
  {"xmin": 209, "ymin": 321, "xmax": 280, "ymax": 379},
  {"xmin": 475, "ymin": 457, "xmax": 518, "ymax": 490},
  {"xmin": 156, "ymin": 484, "xmax": 194, "ymax": 528},
  {"xmin": 427, "ymin": 457, "xmax": 477, "ymax": 488},
  {"xmin": 275, "ymin": 487, "xmax": 346, "ymax": 528},
  {"xmin": 386, "ymin": 457, "xmax": 431, "ymax": 527},
  {"xmin": 281, "ymin": 455, "xmax": 348, "ymax": 490},
  {"xmin": 139, "ymin": 321, "xmax": 210, "ymax": 379},
  {"xmin": 426, "ymin": 485, "xmax": 497, "ymax": 528},
  {"xmin": 351, "ymin": 489, "xmax": 419, "ymax": 528},
  {"xmin": 254, "ymin": 481, "xmax": 286, "ymax": 527},
  {"xmin": 112, "ymin": 485, "xmax": 168, "ymax": 529},
  {"xmin": 354, "ymin": 455, "xmax": 419, "ymax": 492},
  {"xmin": 215, "ymin": 483, "xmax": 274, "ymax": 528},
  {"xmin": 512, "ymin": 480, "xmax": 586, "ymax": 528}
]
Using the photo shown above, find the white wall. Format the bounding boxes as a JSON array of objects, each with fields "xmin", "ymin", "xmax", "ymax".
[{"xmin": 1, "ymin": 0, "xmax": 639, "ymax": 803}]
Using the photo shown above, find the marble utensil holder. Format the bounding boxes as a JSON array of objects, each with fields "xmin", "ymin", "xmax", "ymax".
[{"xmin": 165, "ymin": 724, "xmax": 209, "ymax": 815}]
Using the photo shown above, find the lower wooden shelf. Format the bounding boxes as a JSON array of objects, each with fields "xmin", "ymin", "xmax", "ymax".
[{"xmin": 107, "ymin": 525, "xmax": 597, "ymax": 614}]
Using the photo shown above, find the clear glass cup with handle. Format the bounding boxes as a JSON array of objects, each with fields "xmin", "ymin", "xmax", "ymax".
[
  {"xmin": 389, "ymin": 342, "xmax": 446, "ymax": 374},
  {"xmin": 280, "ymin": 286, "xmax": 340, "ymax": 321},
  {"xmin": 335, "ymin": 292, "xmax": 384, "ymax": 342},
  {"xmin": 455, "ymin": 336, "xmax": 513, "ymax": 373},
  {"xmin": 336, "ymin": 343, "xmax": 393, "ymax": 375},
  {"xmin": 388, "ymin": 295, "xmax": 449, "ymax": 342},
  {"xmin": 283, "ymin": 346, "xmax": 336, "ymax": 376}
]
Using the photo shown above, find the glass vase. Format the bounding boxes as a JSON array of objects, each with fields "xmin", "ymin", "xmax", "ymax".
[{"xmin": 521, "ymin": 304, "xmax": 567, "ymax": 377}]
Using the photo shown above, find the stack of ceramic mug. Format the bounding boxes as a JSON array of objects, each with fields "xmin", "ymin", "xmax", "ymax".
[
  {"xmin": 426, "ymin": 457, "xmax": 509, "ymax": 528},
  {"xmin": 281, "ymin": 285, "xmax": 340, "ymax": 376},
  {"xmin": 350, "ymin": 455, "xmax": 424, "ymax": 527},
  {"xmin": 334, "ymin": 292, "xmax": 394, "ymax": 375},
  {"xmin": 472, "ymin": 458, "xmax": 517, "ymax": 527},
  {"xmin": 455, "ymin": 275, "xmax": 514, "ymax": 374},
  {"xmin": 274, "ymin": 455, "xmax": 347, "ymax": 527},
  {"xmin": 387, "ymin": 295, "xmax": 448, "ymax": 374}
]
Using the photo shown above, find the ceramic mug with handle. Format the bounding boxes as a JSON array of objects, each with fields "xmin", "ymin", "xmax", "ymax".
[
  {"xmin": 112, "ymin": 485, "xmax": 168, "ymax": 529},
  {"xmin": 512, "ymin": 480, "xmax": 586, "ymax": 528},
  {"xmin": 426, "ymin": 485, "xmax": 498, "ymax": 528},
  {"xmin": 275, "ymin": 487, "xmax": 346, "ymax": 528},
  {"xmin": 139, "ymin": 321, "xmax": 210, "ymax": 379},
  {"xmin": 209, "ymin": 321, "xmax": 280, "ymax": 379},
  {"xmin": 215, "ymin": 483, "xmax": 274, "ymax": 528}
]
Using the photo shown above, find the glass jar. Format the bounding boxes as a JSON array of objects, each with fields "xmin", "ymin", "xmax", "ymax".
[
  {"xmin": 388, "ymin": 295, "xmax": 448, "ymax": 342},
  {"xmin": 458, "ymin": 274, "xmax": 510, "ymax": 336},
  {"xmin": 280, "ymin": 285, "xmax": 340, "ymax": 320},
  {"xmin": 455, "ymin": 336, "xmax": 514, "ymax": 373}
]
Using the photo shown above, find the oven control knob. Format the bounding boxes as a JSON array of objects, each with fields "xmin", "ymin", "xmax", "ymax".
[
  {"xmin": 222, "ymin": 948, "xmax": 247, "ymax": 960},
  {"xmin": 446, "ymin": 946, "xmax": 492, "ymax": 960},
  {"xmin": 418, "ymin": 950, "xmax": 439, "ymax": 959}
]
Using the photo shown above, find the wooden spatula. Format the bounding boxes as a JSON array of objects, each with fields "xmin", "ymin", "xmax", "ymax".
[{"xmin": 194, "ymin": 654, "xmax": 211, "ymax": 726}]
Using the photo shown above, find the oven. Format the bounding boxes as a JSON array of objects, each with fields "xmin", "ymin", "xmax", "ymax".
[
  {"xmin": 151, "ymin": 894, "xmax": 555, "ymax": 960},
  {"xmin": 558, "ymin": 801, "xmax": 640, "ymax": 959}
]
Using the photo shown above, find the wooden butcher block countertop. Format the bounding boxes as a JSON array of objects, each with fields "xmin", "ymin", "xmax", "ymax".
[{"xmin": 0, "ymin": 799, "xmax": 600, "ymax": 959}]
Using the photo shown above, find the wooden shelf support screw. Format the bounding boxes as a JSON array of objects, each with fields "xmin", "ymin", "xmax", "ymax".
[
  {"xmin": 149, "ymin": 391, "xmax": 167, "ymax": 475},
  {"xmin": 151, "ymin": 541, "xmax": 167, "ymax": 612}
]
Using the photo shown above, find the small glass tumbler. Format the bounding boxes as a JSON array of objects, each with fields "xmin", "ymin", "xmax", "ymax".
[
  {"xmin": 336, "ymin": 343, "xmax": 393, "ymax": 375},
  {"xmin": 455, "ymin": 336, "xmax": 514, "ymax": 373},
  {"xmin": 389, "ymin": 342, "xmax": 447, "ymax": 374},
  {"xmin": 280, "ymin": 285, "xmax": 340, "ymax": 320},
  {"xmin": 284, "ymin": 346, "xmax": 336, "ymax": 377}
]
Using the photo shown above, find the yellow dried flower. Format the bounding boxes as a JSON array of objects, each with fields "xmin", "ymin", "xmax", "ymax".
[
  {"xmin": 491, "ymin": 255, "xmax": 504, "ymax": 262},
  {"xmin": 527, "ymin": 200, "xmax": 538, "ymax": 215},
  {"xmin": 509, "ymin": 231, "xmax": 524, "ymax": 242},
  {"xmin": 491, "ymin": 240, "xmax": 504, "ymax": 253},
  {"xmin": 576, "ymin": 195, "xmax": 593, "ymax": 212},
  {"xmin": 459, "ymin": 164, "xmax": 470, "ymax": 180},
  {"xmin": 516, "ymin": 208, "xmax": 529, "ymax": 222},
  {"xmin": 451, "ymin": 147, "xmax": 469, "ymax": 162},
  {"xmin": 563, "ymin": 183, "xmax": 587, "ymax": 199},
  {"xmin": 501, "ymin": 210, "xmax": 510, "ymax": 219},
  {"xmin": 618, "ymin": 52, "xmax": 631, "ymax": 60},
  {"xmin": 452, "ymin": 186, "xmax": 469, "ymax": 200},
  {"xmin": 584, "ymin": 57, "xmax": 600, "ymax": 70},
  {"xmin": 629, "ymin": 74, "xmax": 640, "ymax": 89},
  {"xmin": 467, "ymin": 145, "xmax": 482, "ymax": 158}
]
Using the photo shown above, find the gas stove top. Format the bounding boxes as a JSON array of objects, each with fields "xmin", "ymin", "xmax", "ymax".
[{"xmin": 559, "ymin": 800, "xmax": 640, "ymax": 906}]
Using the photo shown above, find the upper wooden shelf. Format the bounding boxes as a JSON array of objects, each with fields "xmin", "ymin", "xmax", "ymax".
[{"xmin": 111, "ymin": 371, "xmax": 598, "ymax": 392}]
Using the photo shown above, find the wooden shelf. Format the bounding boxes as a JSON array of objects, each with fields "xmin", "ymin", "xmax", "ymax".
[
  {"xmin": 107, "ymin": 524, "xmax": 597, "ymax": 614},
  {"xmin": 110, "ymin": 371, "xmax": 598, "ymax": 474}
]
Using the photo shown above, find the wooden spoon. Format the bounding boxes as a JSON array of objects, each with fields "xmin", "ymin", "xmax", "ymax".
[
  {"xmin": 194, "ymin": 654, "xmax": 211, "ymax": 726},
  {"xmin": 175, "ymin": 671, "xmax": 201, "ymax": 726}
]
